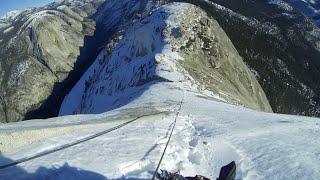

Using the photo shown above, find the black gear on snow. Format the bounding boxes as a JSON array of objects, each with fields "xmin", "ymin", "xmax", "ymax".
[
  {"xmin": 156, "ymin": 161, "xmax": 236, "ymax": 180},
  {"xmin": 217, "ymin": 161, "xmax": 236, "ymax": 180}
]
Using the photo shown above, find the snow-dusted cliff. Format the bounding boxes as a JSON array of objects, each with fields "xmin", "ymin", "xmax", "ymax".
[{"xmin": 59, "ymin": 2, "xmax": 272, "ymax": 116}]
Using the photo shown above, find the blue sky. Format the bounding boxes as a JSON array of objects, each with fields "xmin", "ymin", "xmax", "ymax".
[{"xmin": 0, "ymin": 0, "xmax": 61, "ymax": 17}]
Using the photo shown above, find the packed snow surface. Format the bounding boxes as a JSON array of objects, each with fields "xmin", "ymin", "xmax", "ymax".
[{"xmin": 1, "ymin": 89, "xmax": 320, "ymax": 179}]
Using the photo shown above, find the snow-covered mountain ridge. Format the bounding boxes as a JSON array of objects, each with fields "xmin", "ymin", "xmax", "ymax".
[{"xmin": 59, "ymin": 2, "xmax": 272, "ymax": 115}]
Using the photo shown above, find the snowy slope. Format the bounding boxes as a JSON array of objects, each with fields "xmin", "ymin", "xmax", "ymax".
[{"xmin": 1, "ymin": 89, "xmax": 320, "ymax": 179}]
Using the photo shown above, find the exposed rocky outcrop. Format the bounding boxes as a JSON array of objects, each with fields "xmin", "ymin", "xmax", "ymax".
[
  {"xmin": 170, "ymin": 0, "xmax": 320, "ymax": 116},
  {"xmin": 167, "ymin": 11, "xmax": 272, "ymax": 112}
]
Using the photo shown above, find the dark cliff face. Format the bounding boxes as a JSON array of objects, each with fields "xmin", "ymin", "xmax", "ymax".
[{"xmin": 170, "ymin": 0, "xmax": 320, "ymax": 117}]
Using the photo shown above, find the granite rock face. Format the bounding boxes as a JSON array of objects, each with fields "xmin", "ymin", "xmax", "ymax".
[
  {"xmin": 171, "ymin": 0, "xmax": 320, "ymax": 117},
  {"xmin": 164, "ymin": 6, "xmax": 273, "ymax": 112},
  {"xmin": 0, "ymin": 0, "xmax": 104, "ymax": 122}
]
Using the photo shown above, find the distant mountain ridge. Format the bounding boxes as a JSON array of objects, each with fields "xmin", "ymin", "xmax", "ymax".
[
  {"xmin": 283, "ymin": 0, "xmax": 320, "ymax": 27},
  {"xmin": 0, "ymin": 0, "xmax": 105, "ymax": 122}
]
